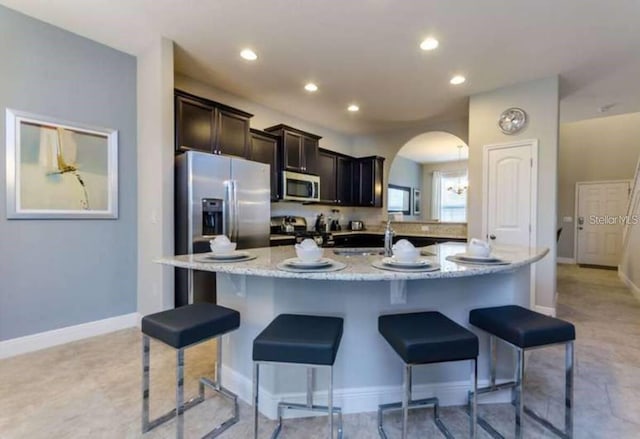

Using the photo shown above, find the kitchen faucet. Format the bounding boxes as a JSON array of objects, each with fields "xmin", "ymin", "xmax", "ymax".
[{"xmin": 384, "ymin": 220, "xmax": 395, "ymax": 256}]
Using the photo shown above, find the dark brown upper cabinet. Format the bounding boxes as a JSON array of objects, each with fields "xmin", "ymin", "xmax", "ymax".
[
  {"xmin": 175, "ymin": 90, "xmax": 253, "ymax": 158},
  {"xmin": 264, "ymin": 124, "xmax": 321, "ymax": 175},
  {"xmin": 356, "ymin": 156, "xmax": 385, "ymax": 207},
  {"xmin": 317, "ymin": 149, "xmax": 354, "ymax": 205},
  {"xmin": 317, "ymin": 149, "xmax": 337, "ymax": 203},
  {"xmin": 336, "ymin": 155, "xmax": 354, "ymax": 205},
  {"xmin": 249, "ymin": 129, "xmax": 279, "ymax": 201}
]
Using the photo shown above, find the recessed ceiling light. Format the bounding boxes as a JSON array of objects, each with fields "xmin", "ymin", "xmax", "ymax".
[
  {"xmin": 304, "ymin": 83, "xmax": 318, "ymax": 92},
  {"xmin": 240, "ymin": 49, "xmax": 257, "ymax": 61},
  {"xmin": 450, "ymin": 75, "xmax": 466, "ymax": 85},
  {"xmin": 347, "ymin": 104, "xmax": 359, "ymax": 112},
  {"xmin": 420, "ymin": 37, "xmax": 439, "ymax": 51}
]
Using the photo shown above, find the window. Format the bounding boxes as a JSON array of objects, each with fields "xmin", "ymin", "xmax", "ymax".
[{"xmin": 431, "ymin": 170, "xmax": 467, "ymax": 222}]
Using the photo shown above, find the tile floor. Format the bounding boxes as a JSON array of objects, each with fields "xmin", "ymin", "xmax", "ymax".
[{"xmin": 1, "ymin": 264, "xmax": 639, "ymax": 438}]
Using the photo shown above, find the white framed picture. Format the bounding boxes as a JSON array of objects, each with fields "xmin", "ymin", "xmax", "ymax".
[
  {"xmin": 413, "ymin": 188, "xmax": 421, "ymax": 215},
  {"xmin": 6, "ymin": 109, "xmax": 118, "ymax": 219}
]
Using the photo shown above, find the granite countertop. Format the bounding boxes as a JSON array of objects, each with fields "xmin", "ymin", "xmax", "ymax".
[
  {"xmin": 157, "ymin": 242, "xmax": 548, "ymax": 281},
  {"xmin": 269, "ymin": 231, "xmax": 466, "ymax": 240},
  {"xmin": 330, "ymin": 230, "xmax": 466, "ymax": 239}
]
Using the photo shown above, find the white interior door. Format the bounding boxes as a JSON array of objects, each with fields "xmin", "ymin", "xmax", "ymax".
[
  {"xmin": 576, "ymin": 181, "xmax": 630, "ymax": 266},
  {"xmin": 484, "ymin": 142, "xmax": 536, "ymax": 246},
  {"xmin": 483, "ymin": 140, "xmax": 537, "ymax": 307}
]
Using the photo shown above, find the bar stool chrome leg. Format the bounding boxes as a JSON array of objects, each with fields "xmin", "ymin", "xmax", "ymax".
[
  {"xmin": 141, "ymin": 334, "xmax": 239, "ymax": 439},
  {"xmin": 514, "ymin": 348, "xmax": 524, "ymax": 439},
  {"xmin": 470, "ymin": 359, "xmax": 477, "ymax": 439},
  {"xmin": 469, "ymin": 339, "xmax": 575, "ymax": 439},
  {"xmin": 379, "ymin": 360, "xmax": 477, "ymax": 439},
  {"xmin": 176, "ymin": 349, "xmax": 185, "ymax": 439},
  {"xmin": 253, "ymin": 362, "xmax": 343, "ymax": 439},
  {"xmin": 402, "ymin": 364, "xmax": 410, "ymax": 438},
  {"xmin": 523, "ymin": 341, "xmax": 575, "ymax": 439},
  {"xmin": 253, "ymin": 363, "xmax": 260, "ymax": 439}
]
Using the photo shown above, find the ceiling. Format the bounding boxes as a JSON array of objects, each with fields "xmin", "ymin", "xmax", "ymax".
[
  {"xmin": 397, "ymin": 132, "xmax": 468, "ymax": 164},
  {"xmin": 2, "ymin": 0, "xmax": 640, "ymax": 134}
]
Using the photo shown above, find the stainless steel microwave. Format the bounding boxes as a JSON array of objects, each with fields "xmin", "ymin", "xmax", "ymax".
[{"xmin": 282, "ymin": 171, "xmax": 320, "ymax": 202}]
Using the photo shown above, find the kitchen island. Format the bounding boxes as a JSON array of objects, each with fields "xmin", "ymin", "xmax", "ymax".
[{"xmin": 158, "ymin": 242, "xmax": 548, "ymax": 419}]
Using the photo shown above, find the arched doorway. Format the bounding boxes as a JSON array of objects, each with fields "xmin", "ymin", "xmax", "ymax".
[{"xmin": 388, "ymin": 131, "xmax": 468, "ymax": 222}]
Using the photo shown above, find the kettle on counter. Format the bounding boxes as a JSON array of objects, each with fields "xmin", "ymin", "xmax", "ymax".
[{"xmin": 314, "ymin": 213, "xmax": 326, "ymax": 232}]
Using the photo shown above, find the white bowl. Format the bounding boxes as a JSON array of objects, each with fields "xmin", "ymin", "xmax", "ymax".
[
  {"xmin": 295, "ymin": 245, "xmax": 324, "ymax": 262},
  {"xmin": 393, "ymin": 247, "xmax": 420, "ymax": 263},
  {"xmin": 466, "ymin": 244, "xmax": 490, "ymax": 257},
  {"xmin": 210, "ymin": 241, "xmax": 237, "ymax": 255}
]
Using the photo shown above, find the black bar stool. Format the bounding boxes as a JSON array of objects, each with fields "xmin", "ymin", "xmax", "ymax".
[
  {"xmin": 378, "ymin": 311, "xmax": 479, "ymax": 439},
  {"xmin": 469, "ymin": 305, "xmax": 575, "ymax": 439},
  {"xmin": 141, "ymin": 303, "xmax": 240, "ymax": 439},
  {"xmin": 252, "ymin": 314, "xmax": 344, "ymax": 439}
]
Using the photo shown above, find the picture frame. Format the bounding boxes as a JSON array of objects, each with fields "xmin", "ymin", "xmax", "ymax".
[
  {"xmin": 387, "ymin": 184, "xmax": 412, "ymax": 215},
  {"xmin": 413, "ymin": 188, "xmax": 421, "ymax": 215},
  {"xmin": 6, "ymin": 109, "xmax": 118, "ymax": 219}
]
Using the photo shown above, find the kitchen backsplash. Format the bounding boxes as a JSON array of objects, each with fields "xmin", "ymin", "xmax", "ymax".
[
  {"xmin": 270, "ymin": 202, "xmax": 465, "ymax": 237},
  {"xmin": 271, "ymin": 202, "xmax": 384, "ymax": 230},
  {"xmin": 381, "ymin": 221, "xmax": 467, "ymax": 238}
]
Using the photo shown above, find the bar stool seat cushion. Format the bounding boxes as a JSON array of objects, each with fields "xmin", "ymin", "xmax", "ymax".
[
  {"xmin": 253, "ymin": 314, "xmax": 343, "ymax": 366},
  {"xmin": 142, "ymin": 303, "xmax": 240, "ymax": 349},
  {"xmin": 469, "ymin": 305, "xmax": 575, "ymax": 348},
  {"xmin": 378, "ymin": 311, "xmax": 478, "ymax": 365}
]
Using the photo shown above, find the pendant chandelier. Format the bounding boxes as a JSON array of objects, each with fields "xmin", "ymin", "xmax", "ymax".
[{"xmin": 447, "ymin": 145, "xmax": 468, "ymax": 195}]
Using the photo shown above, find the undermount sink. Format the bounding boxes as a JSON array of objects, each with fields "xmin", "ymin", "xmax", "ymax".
[
  {"xmin": 333, "ymin": 247, "xmax": 437, "ymax": 257},
  {"xmin": 333, "ymin": 247, "xmax": 386, "ymax": 256}
]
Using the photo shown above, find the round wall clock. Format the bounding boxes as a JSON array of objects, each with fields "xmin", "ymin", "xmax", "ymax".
[{"xmin": 498, "ymin": 107, "xmax": 527, "ymax": 134}]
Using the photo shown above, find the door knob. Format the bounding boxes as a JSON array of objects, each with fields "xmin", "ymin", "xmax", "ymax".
[
  {"xmin": 578, "ymin": 227, "xmax": 583, "ymax": 230},
  {"xmin": 489, "ymin": 234, "xmax": 496, "ymax": 240}
]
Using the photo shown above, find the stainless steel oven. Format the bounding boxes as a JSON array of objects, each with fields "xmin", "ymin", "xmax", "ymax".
[{"xmin": 282, "ymin": 171, "xmax": 320, "ymax": 202}]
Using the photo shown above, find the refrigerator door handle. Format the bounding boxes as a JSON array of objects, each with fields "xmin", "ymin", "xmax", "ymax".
[
  {"xmin": 224, "ymin": 180, "xmax": 232, "ymax": 239},
  {"xmin": 232, "ymin": 180, "xmax": 239, "ymax": 242},
  {"xmin": 225, "ymin": 180, "xmax": 239, "ymax": 242}
]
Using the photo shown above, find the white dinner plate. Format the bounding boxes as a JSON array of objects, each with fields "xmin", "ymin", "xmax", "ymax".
[
  {"xmin": 454, "ymin": 253, "xmax": 501, "ymax": 262},
  {"xmin": 284, "ymin": 257, "xmax": 332, "ymax": 269},
  {"xmin": 382, "ymin": 257, "xmax": 433, "ymax": 268},
  {"xmin": 204, "ymin": 251, "xmax": 251, "ymax": 260},
  {"xmin": 371, "ymin": 260, "xmax": 440, "ymax": 273}
]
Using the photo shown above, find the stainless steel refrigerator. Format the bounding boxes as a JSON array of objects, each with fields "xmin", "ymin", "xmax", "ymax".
[{"xmin": 175, "ymin": 150, "xmax": 270, "ymax": 306}]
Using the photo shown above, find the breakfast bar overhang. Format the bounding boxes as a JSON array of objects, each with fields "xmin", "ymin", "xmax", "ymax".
[{"xmin": 157, "ymin": 243, "xmax": 548, "ymax": 419}]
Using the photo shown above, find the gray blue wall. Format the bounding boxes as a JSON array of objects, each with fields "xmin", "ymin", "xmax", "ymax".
[
  {"xmin": 388, "ymin": 155, "xmax": 423, "ymax": 220},
  {"xmin": 0, "ymin": 6, "xmax": 137, "ymax": 340}
]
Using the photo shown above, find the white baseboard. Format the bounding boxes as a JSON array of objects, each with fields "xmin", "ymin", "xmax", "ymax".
[
  {"xmin": 534, "ymin": 305, "xmax": 556, "ymax": 317},
  {"xmin": 618, "ymin": 269, "xmax": 640, "ymax": 301},
  {"xmin": 0, "ymin": 312, "xmax": 140, "ymax": 359},
  {"xmin": 556, "ymin": 257, "xmax": 576, "ymax": 264},
  {"xmin": 222, "ymin": 365, "xmax": 509, "ymax": 420}
]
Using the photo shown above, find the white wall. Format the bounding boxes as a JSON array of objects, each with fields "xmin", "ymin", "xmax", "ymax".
[
  {"xmin": 557, "ymin": 112, "xmax": 640, "ymax": 259},
  {"xmin": 468, "ymin": 76, "xmax": 559, "ymax": 311},
  {"xmin": 137, "ymin": 38, "xmax": 175, "ymax": 315}
]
